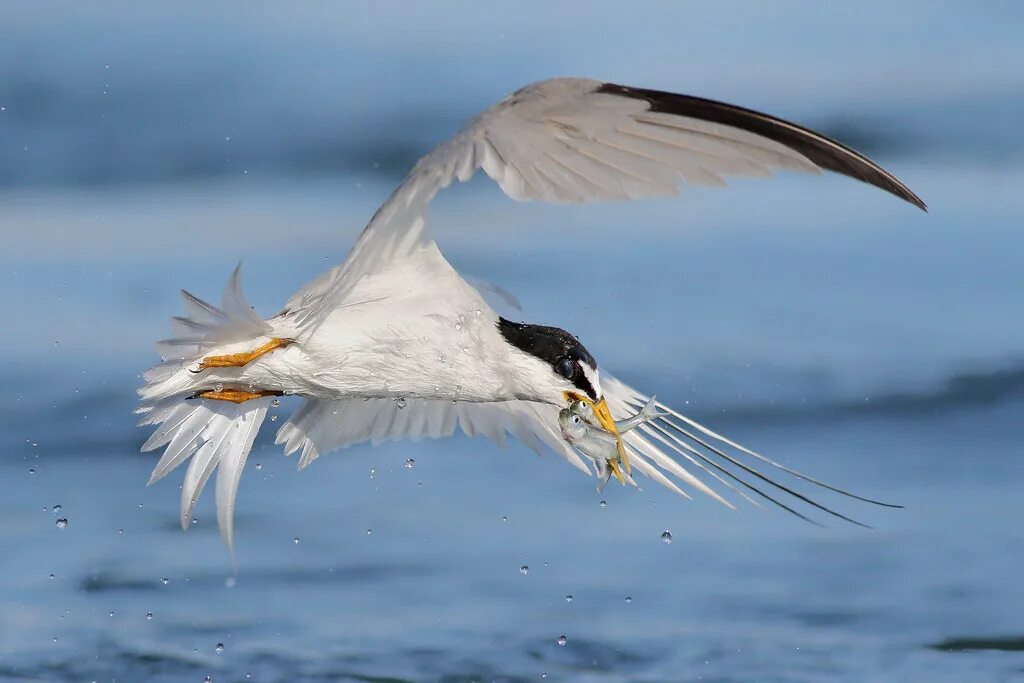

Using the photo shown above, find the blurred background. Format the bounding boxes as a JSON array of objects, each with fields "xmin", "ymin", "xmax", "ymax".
[{"xmin": 2, "ymin": 2, "xmax": 1023, "ymax": 681}]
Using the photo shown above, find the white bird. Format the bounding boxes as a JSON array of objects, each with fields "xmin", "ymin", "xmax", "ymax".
[{"xmin": 137, "ymin": 78, "xmax": 924, "ymax": 556}]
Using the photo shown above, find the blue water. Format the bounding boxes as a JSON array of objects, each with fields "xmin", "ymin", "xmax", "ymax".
[{"xmin": 3, "ymin": 3, "xmax": 1024, "ymax": 681}]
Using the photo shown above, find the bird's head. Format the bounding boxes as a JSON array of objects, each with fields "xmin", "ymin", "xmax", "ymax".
[{"xmin": 496, "ymin": 318, "xmax": 619, "ymax": 438}]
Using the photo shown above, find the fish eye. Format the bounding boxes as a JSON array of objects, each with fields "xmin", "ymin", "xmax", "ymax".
[
  {"xmin": 571, "ymin": 415, "xmax": 580, "ymax": 424},
  {"xmin": 556, "ymin": 357, "xmax": 575, "ymax": 379}
]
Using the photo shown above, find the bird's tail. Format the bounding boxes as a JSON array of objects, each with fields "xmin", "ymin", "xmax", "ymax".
[
  {"xmin": 138, "ymin": 397, "xmax": 270, "ymax": 558},
  {"xmin": 136, "ymin": 265, "xmax": 275, "ymax": 559}
]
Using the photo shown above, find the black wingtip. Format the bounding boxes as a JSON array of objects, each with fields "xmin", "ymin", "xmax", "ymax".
[{"xmin": 597, "ymin": 82, "xmax": 927, "ymax": 212}]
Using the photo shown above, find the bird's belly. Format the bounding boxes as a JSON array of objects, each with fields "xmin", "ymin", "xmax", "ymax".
[{"xmin": 292, "ymin": 299, "xmax": 513, "ymax": 403}]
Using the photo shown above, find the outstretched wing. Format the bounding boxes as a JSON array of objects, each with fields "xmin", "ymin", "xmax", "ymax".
[
  {"xmin": 295, "ymin": 77, "xmax": 924, "ymax": 327},
  {"xmin": 600, "ymin": 375, "xmax": 901, "ymax": 527},
  {"xmin": 273, "ymin": 397, "xmax": 590, "ymax": 473},
  {"xmin": 275, "ymin": 381, "xmax": 898, "ymax": 526}
]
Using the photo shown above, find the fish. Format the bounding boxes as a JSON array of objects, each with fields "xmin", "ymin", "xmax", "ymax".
[
  {"xmin": 558, "ymin": 397, "xmax": 664, "ymax": 491},
  {"xmin": 569, "ymin": 396, "xmax": 663, "ymax": 433}
]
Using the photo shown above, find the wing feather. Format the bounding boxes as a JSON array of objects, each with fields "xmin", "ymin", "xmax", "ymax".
[
  {"xmin": 295, "ymin": 77, "xmax": 922, "ymax": 328},
  {"xmin": 602, "ymin": 375, "xmax": 902, "ymax": 525},
  {"xmin": 275, "ymin": 397, "xmax": 590, "ymax": 474},
  {"xmin": 269, "ymin": 374, "xmax": 898, "ymax": 525}
]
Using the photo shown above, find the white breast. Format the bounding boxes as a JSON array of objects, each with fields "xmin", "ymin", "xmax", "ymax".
[{"xmin": 281, "ymin": 242, "xmax": 519, "ymax": 403}]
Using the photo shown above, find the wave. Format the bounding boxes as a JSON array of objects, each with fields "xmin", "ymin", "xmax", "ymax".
[
  {"xmin": 0, "ymin": 30, "xmax": 987, "ymax": 190},
  {"xmin": 687, "ymin": 361, "xmax": 1024, "ymax": 425},
  {"xmin": 0, "ymin": 79, "xmax": 925, "ymax": 190},
  {"xmin": 930, "ymin": 635, "xmax": 1024, "ymax": 652}
]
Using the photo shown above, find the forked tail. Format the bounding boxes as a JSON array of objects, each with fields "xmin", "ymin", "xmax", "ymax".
[
  {"xmin": 138, "ymin": 397, "xmax": 270, "ymax": 558},
  {"xmin": 136, "ymin": 265, "xmax": 275, "ymax": 560}
]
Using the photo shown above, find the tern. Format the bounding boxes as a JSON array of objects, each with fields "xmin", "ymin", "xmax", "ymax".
[{"xmin": 137, "ymin": 78, "xmax": 924, "ymax": 554}]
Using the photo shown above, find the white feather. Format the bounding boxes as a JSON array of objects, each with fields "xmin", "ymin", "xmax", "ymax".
[{"xmin": 275, "ymin": 397, "xmax": 590, "ymax": 475}]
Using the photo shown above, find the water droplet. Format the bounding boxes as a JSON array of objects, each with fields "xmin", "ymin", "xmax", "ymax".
[
  {"xmin": 146, "ymin": 612, "xmax": 154, "ymax": 620},
  {"xmin": 369, "ymin": 467, "xmax": 375, "ymax": 478},
  {"xmin": 365, "ymin": 528, "xmax": 372, "ymax": 535},
  {"xmin": 160, "ymin": 577, "xmax": 170, "ymax": 585},
  {"xmin": 520, "ymin": 565, "xmax": 529, "ymax": 575},
  {"xmin": 255, "ymin": 463, "xmax": 262, "ymax": 470},
  {"xmin": 661, "ymin": 530, "xmax": 673, "ymax": 544},
  {"xmin": 404, "ymin": 458, "xmax": 415, "ymax": 469},
  {"xmin": 108, "ymin": 610, "xmax": 115, "ymax": 618},
  {"xmin": 28, "ymin": 468, "xmax": 35, "ymax": 474},
  {"xmin": 270, "ymin": 415, "xmax": 277, "ymax": 422},
  {"xmin": 293, "ymin": 537, "xmax": 300, "ymax": 544},
  {"xmin": 214, "ymin": 383, "xmax": 224, "ymax": 392},
  {"xmin": 556, "ymin": 634, "xmax": 567, "ymax": 646},
  {"xmin": 625, "ymin": 596, "xmax": 632, "ymax": 603},
  {"xmin": 118, "ymin": 528, "xmax": 124, "ymax": 535},
  {"xmin": 396, "ymin": 397, "xmax": 407, "ymax": 409},
  {"xmin": 215, "ymin": 643, "xmax": 225, "ymax": 654},
  {"xmin": 501, "ymin": 515, "xmax": 508, "ymax": 523},
  {"xmin": 599, "ymin": 500, "xmax": 607, "ymax": 509},
  {"xmin": 48, "ymin": 573, "xmax": 55, "ymax": 580},
  {"xmin": 205, "ymin": 676, "xmax": 213, "ymax": 683},
  {"xmin": 53, "ymin": 504, "xmax": 63, "ymax": 514},
  {"xmin": 565, "ymin": 594, "xmax": 573, "ymax": 603},
  {"xmin": 55, "ymin": 517, "xmax": 68, "ymax": 529}
]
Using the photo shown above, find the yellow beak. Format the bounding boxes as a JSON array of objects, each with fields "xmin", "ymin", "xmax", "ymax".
[
  {"xmin": 592, "ymin": 397, "xmax": 631, "ymax": 475},
  {"xmin": 563, "ymin": 392, "xmax": 631, "ymax": 482}
]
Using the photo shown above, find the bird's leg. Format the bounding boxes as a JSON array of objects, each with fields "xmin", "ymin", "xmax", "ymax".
[
  {"xmin": 196, "ymin": 338, "xmax": 291, "ymax": 371},
  {"xmin": 193, "ymin": 389, "xmax": 283, "ymax": 404}
]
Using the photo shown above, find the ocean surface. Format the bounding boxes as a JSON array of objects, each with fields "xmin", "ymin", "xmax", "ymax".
[{"xmin": 2, "ymin": 3, "xmax": 1024, "ymax": 681}]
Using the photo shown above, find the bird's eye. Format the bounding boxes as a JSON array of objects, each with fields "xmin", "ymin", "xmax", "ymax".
[{"xmin": 556, "ymin": 357, "xmax": 576, "ymax": 379}]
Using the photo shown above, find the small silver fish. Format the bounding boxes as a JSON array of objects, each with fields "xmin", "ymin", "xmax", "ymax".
[
  {"xmin": 558, "ymin": 397, "xmax": 664, "ymax": 491},
  {"xmin": 569, "ymin": 396, "xmax": 663, "ymax": 433}
]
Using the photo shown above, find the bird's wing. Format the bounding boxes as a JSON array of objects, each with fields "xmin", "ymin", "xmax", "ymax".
[
  {"xmin": 273, "ymin": 396, "xmax": 591, "ymax": 473},
  {"xmin": 295, "ymin": 77, "xmax": 924, "ymax": 327},
  {"xmin": 274, "ymin": 379, "xmax": 898, "ymax": 525},
  {"xmin": 599, "ymin": 374, "xmax": 901, "ymax": 526}
]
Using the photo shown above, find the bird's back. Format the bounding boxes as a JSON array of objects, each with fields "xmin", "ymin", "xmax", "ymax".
[{"xmin": 295, "ymin": 240, "xmax": 514, "ymax": 403}]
